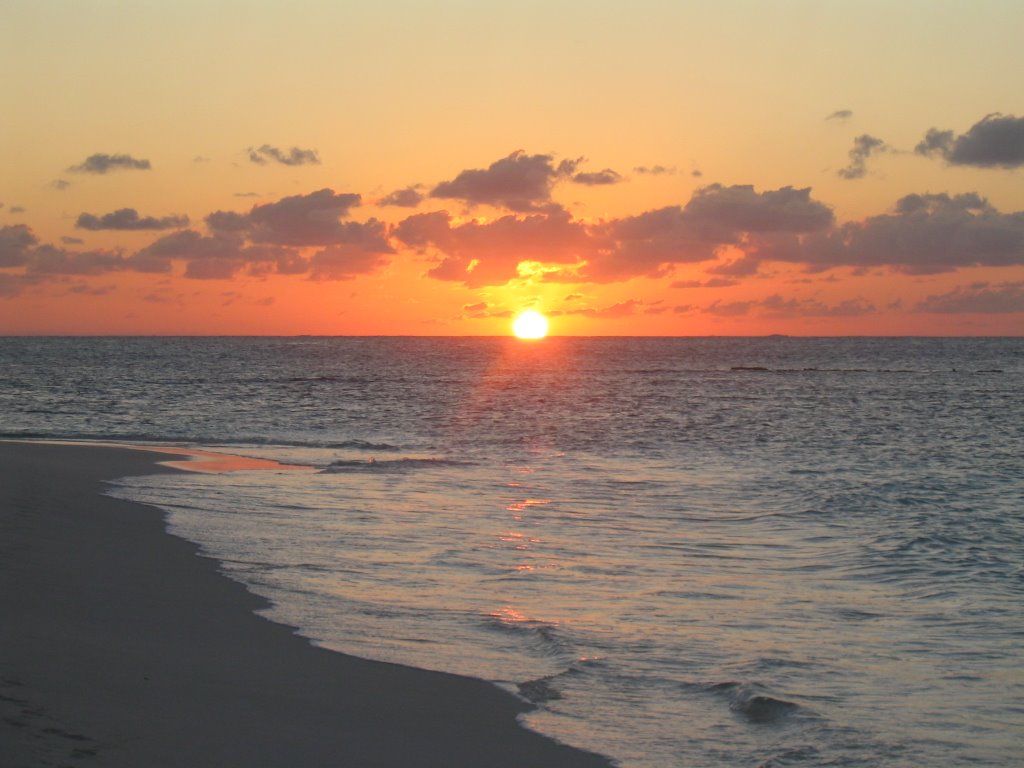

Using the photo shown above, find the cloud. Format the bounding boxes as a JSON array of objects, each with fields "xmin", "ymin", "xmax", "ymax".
[
  {"xmin": 66, "ymin": 282, "xmax": 116, "ymax": 296},
  {"xmin": 379, "ymin": 186, "xmax": 424, "ymax": 208},
  {"xmin": 61, "ymin": 236, "xmax": 85, "ymax": 245},
  {"xmin": 0, "ymin": 224, "xmax": 37, "ymax": 267},
  {"xmin": 132, "ymin": 229, "xmax": 309, "ymax": 279},
  {"xmin": 572, "ymin": 169, "xmax": 623, "ymax": 186},
  {"xmin": 76, "ymin": 208, "xmax": 190, "ymax": 231},
  {"xmin": 758, "ymin": 294, "xmax": 875, "ymax": 317},
  {"xmin": 915, "ymin": 281, "xmax": 1024, "ymax": 313},
  {"xmin": 68, "ymin": 153, "xmax": 151, "ymax": 174},
  {"xmin": 207, "ymin": 189, "xmax": 368, "ymax": 246},
  {"xmin": 50, "ymin": 179, "xmax": 71, "ymax": 190},
  {"xmin": 399, "ymin": 183, "xmax": 833, "ymax": 286},
  {"xmin": 754, "ymin": 192, "xmax": 1024, "ymax": 273},
  {"xmin": 26, "ymin": 245, "xmax": 126, "ymax": 276},
  {"xmin": 131, "ymin": 230, "xmax": 242, "ymax": 275},
  {"xmin": 430, "ymin": 150, "xmax": 579, "ymax": 212},
  {"xmin": 582, "ymin": 184, "xmax": 833, "ymax": 282},
  {"xmin": 396, "ymin": 208, "xmax": 591, "ymax": 287},
  {"xmin": 308, "ymin": 243, "xmax": 390, "ymax": 280},
  {"xmin": 707, "ymin": 254, "xmax": 761, "ymax": 276},
  {"xmin": 837, "ymin": 134, "xmax": 888, "ymax": 180},
  {"xmin": 826, "ymin": 109, "xmax": 853, "ymax": 121},
  {"xmin": 248, "ymin": 145, "xmax": 321, "ymax": 166},
  {"xmin": 127, "ymin": 188, "xmax": 391, "ymax": 279},
  {"xmin": 555, "ymin": 299, "xmax": 648, "ymax": 319},
  {"xmin": 682, "ymin": 184, "xmax": 835, "ymax": 235},
  {"xmin": 671, "ymin": 277, "xmax": 739, "ymax": 288},
  {"xmin": 915, "ymin": 113, "xmax": 1024, "ymax": 168},
  {"xmin": 633, "ymin": 165, "xmax": 676, "ymax": 175},
  {"xmin": 704, "ymin": 294, "xmax": 874, "ymax": 318},
  {"xmin": 9, "ymin": 206, "xmax": 25, "ymax": 214},
  {"xmin": 0, "ymin": 272, "xmax": 43, "ymax": 298},
  {"xmin": 704, "ymin": 298, "xmax": 755, "ymax": 316}
]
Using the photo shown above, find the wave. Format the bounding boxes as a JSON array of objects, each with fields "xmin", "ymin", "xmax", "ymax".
[
  {"xmin": 319, "ymin": 457, "xmax": 476, "ymax": 474},
  {"xmin": 517, "ymin": 675, "xmax": 564, "ymax": 704},
  {"xmin": 688, "ymin": 681, "xmax": 802, "ymax": 724}
]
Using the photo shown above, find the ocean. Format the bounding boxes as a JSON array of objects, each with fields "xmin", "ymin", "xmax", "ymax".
[{"xmin": 2, "ymin": 336, "xmax": 1022, "ymax": 766}]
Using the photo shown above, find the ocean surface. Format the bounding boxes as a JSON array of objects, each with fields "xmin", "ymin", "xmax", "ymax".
[{"xmin": 2, "ymin": 336, "xmax": 1023, "ymax": 767}]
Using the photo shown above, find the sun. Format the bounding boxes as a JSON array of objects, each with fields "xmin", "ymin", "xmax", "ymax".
[{"xmin": 512, "ymin": 310, "xmax": 549, "ymax": 339}]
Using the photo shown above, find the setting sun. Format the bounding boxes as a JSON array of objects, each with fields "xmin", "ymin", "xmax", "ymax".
[{"xmin": 512, "ymin": 310, "xmax": 549, "ymax": 339}]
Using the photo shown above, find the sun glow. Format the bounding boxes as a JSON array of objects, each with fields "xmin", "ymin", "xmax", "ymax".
[{"xmin": 512, "ymin": 310, "xmax": 549, "ymax": 339}]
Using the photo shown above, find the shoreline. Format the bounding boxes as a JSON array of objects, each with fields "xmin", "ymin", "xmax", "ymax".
[{"xmin": 0, "ymin": 441, "xmax": 611, "ymax": 767}]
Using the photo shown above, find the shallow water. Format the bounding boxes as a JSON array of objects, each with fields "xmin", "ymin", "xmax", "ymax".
[{"xmin": 3, "ymin": 336, "xmax": 1023, "ymax": 766}]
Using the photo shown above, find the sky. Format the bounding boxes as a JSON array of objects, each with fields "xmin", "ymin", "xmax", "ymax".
[{"xmin": 1, "ymin": 0, "xmax": 1022, "ymax": 336}]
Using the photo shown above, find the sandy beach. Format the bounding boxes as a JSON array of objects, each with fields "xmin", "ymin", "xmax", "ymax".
[{"xmin": 0, "ymin": 441, "xmax": 611, "ymax": 768}]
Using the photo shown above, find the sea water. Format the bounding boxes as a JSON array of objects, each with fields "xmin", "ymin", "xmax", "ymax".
[{"xmin": 2, "ymin": 336, "xmax": 1022, "ymax": 766}]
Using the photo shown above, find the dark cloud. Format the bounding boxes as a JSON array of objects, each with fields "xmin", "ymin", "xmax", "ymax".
[
  {"xmin": 572, "ymin": 169, "xmax": 623, "ymax": 186},
  {"xmin": 205, "ymin": 210, "xmax": 251, "ymax": 232},
  {"xmin": 915, "ymin": 281, "xmax": 1024, "ymax": 313},
  {"xmin": 838, "ymin": 134, "xmax": 888, "ymax": 180},
  {"xmin": 826, "ymin": 109, "xmax": 853, "ymax": 121},
  {"xmin": 683, "ymin": 184, "xmax": 834, "ymax": 235},
  {"xmin": 379, "ymin": 186, "xmax": 424, "ymax": 208},
  {"xmin": 9, "ymin": 206, "xmax": 25, "ymax": 214},
  {"xmin": 755, "ymin": 192, "xmax": 1024, "ymax": 273},
  {"xmin": 915, "ymin": 113, "xmax": 1024, "ymax": 168},
  {"xmin": 691, "ymin": 169, "xmax": 703, "ymax": 178},
  {"xmin": 133, "ymin": 229, "xmax": 313, "ymax": 279},
  {"xmin": 68, "ymin": 153, "xmax": 151, "ymax": 174},
  {"xmin": 207, "ymin": 189, "xmax": 367, "ymax": 246},
  {"xmin": 247, "ymin": 189, "xmax": 366, "ymax": 246},
  {"xmin": 50, "ymin": 179, "xmax": 71, "ymax": 190},
  {"xmin": 248, "ymin": 145, "xmax": 321, "ymax": 166},
  {"xmin": 76, "ymin": 208, "xmax": 190, "ymax": 231},
  {"xmin": 0, "ymin": 224, "xmax": 37, "ymax": 267},
  {"xmin": 131, "ymin": 230, "xmax": 241, "ymax": 275},
  {"xmin": 61, "ymin": 236, "xmax": 85, "ymax": 245},
  {"xmin": 584, "ymin": 185, "xmax": 833, "ymax": 282},
  {"xmin": 128, "ymin": 188, "xmax": 391, "ymax": 279},
  {"xmin": 26, "ymin": 245, "xmax": 126, "ymax": 276},
  {"xmin": 633, "ymin": 165, "xmax": 676, "ymax": 175},
  {"xmin": 430, "ymin": 150, "xmax": 579, "ymax": 212},
  {"xmin": 308, "ymin": 243, "xmax": 390, "ymax": 281}
]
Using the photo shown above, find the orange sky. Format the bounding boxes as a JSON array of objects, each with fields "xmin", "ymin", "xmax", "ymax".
[{"xmin": 1, "ymin": 1, "xmax": 1022, "ymax": 335}]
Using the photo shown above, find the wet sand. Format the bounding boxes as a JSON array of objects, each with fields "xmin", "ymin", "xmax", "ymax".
[{"xmin": 0, "ymin": 441, "xmax": 611, "ymax": 767}]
